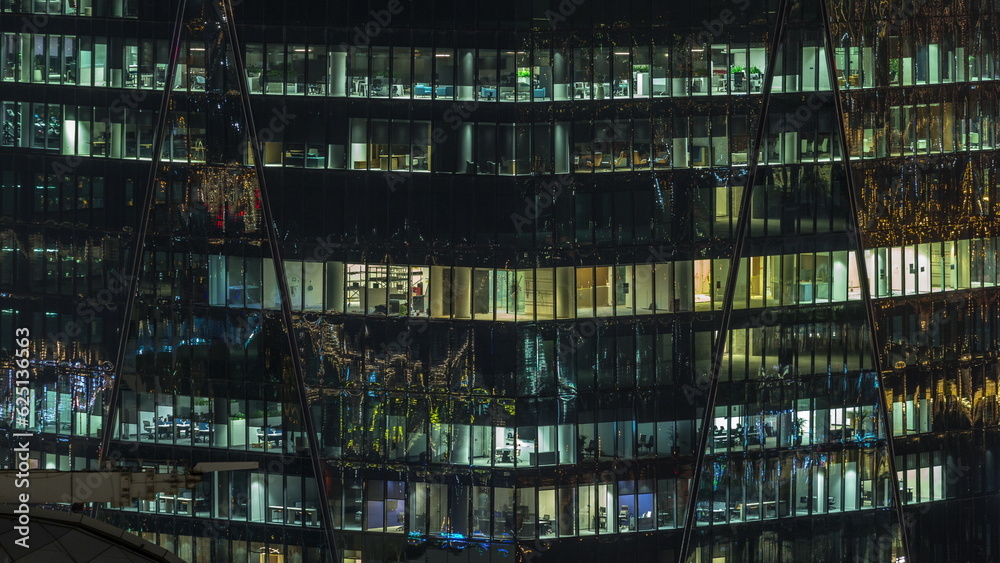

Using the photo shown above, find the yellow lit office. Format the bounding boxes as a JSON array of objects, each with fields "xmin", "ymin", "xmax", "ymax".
[{"xmin": 205, "ymin": 237, "xmax": 1000, "ymax": 319}]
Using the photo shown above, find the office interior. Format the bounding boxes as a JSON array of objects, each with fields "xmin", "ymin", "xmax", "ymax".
[
  {"xmin": 5, "ymin": 99, "xmax": 995, "ymax": 177},
  {"xmin": 3, "ymin": 33, "xmax": 991, "ymax": 98},
  {"xmin": 203, "ymin": 237, "xmax": 999, "ymax": 320}
]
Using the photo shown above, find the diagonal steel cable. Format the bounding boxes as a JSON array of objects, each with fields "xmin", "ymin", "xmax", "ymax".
[
  {"xmin": 818, "ymin": 1, "xmax": 914, "ymax": 561},
  {"xmin": 219, "ymin": 1, "xmax": 338, "ymax": 560},
  {"xmin": 678, "ymin": 0, "xmax": 793, "ymax": 558}
]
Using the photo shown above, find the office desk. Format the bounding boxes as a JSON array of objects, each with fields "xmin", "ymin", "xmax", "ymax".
[
  {"xmin": 159, "ymin": 495, "xmax": 203, "ymax": 515},
  {"xmin": 258, "ymin": 430, "xmax": 283, "ymax": 446},
  {"xmin": 494, "ymin": 447, "xmax": 516, "ymax": 463},
  {"xmin": 733, "ymin": 500, "xmax": 780, "ymax": 519},
  {"xmin": 712, "ymin": 433, "xmax": 734, "ymax": 448},
  {"xmin": 798, "ymin": 282, "xmax": 813, "ymax": 302},
  {"xmin": 285, "ymin": 152, "xmax": 327, "ymax": 168},
  {"xmin": 696, "ymin": 501, "xmax": 728, "ymax": 522},
  {"xmin": 270, "ymin": 505, "xmax": 318, "ymax": 524},
  {"xmin": 378, "ymin": 155, "xmax": 409, "ymax": 170},
  {"xmin": 536, "ymin": 519, "xmax": 554, "ymax": 535},
  {"xmin": 193, "ymin": 424, "xmax": 212, "ymax": 443}
]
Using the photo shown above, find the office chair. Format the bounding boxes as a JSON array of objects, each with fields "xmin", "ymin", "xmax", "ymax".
[
  {"xmin": 645, "ymin": 435, "xmax": 655, "ymax": 453},
  {"xmin": 142, "ymin": 420, "xmax": 155, "ymax": 439},
  {"xmin": 801, "ymin": 138, "xmax": 816, "ymax": 158},
  {"xmin": 585, "ymin": 439, "xmax": 597, "ymax": 458},
  {"xmin": 197, "ymin": 422, "xmax": 211, "ymax": 443},
  {"xmin": 466, "ymin": 160, "xmax": 478, "ymax": 175},
  {"xmin": 732, "ymin": 73, "xmax": 745, "ymax": 91},
  {"xmin": 585, "ymin": 153, "xmax": 603, "ymax": 169},
  {"xmin": 816, "ymin": 137, "xmax": 831, "ymax": 158}
]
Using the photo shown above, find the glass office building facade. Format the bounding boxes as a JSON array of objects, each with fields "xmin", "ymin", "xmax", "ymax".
[{"xmin": 1, "ymin": 0, "xmax": 999, "ymax": 561}]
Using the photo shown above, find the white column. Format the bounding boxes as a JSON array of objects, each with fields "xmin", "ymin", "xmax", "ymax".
[
  {"xmin": 454, "ymin": 267, "xmax": 471, "ymax": 319},
  {"xmin": 330, "ymin": 51, "xmax": 347, "ymax": 97}
]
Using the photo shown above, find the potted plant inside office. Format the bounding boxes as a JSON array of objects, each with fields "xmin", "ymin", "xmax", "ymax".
[
  {"xmin": 33, "ymin": 54, "xmax": 44, "ymax": 82},
  {"xmin": 229, "ymin": 411, "xmax": 247, "ymax": 447},
  {"xmin": 792, "ymin": 418, "xmax": 807, "ymax": 446},
  {"xmin": 888, "ymin": 58, "xmax": 900, "ymax": 83},
  {"xmin": 264, "ymin": 67, "xmax": 284, "ymax": 93},
  {"xmin": 747, "ymin": 65, "xmax": 763, "ymax": 92}
]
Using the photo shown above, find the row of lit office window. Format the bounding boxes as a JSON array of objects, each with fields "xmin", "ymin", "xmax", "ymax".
[
  {"xmin": 15, "ymin": 382, "xmax": 937, "ymax": 464},
  {"xmin": 5, "ymin": 31, "xmax": 1000, "ymax": 100},
  {"xmin": 337, "ymin": 448, "xmax": 945, "ymax": 536},
  {"xmin": 8, "ymin": 380, "xmax": 958, "ymax": 477},
  {"xmin": 64, "ymin": 454, "xmax": 957, "ymax": 539},
  {"xmin": 0, "ymin": 0, "xmax": 135, "ymax": 18},
  {"xmin": 205, "ymin": 237, "xmax": 1000, "ymax": 319},
  {"xmin": 36, "ymin": 454, "xmax": 324, "ymax": 528},
  {"xmin": 5, "ymin": 102, "xmax": 997, "ymax": 179}
]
